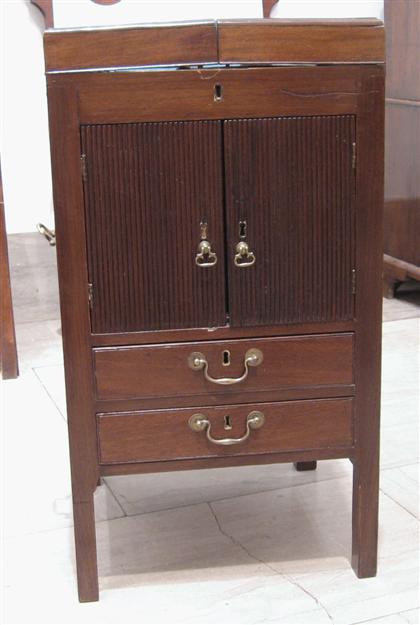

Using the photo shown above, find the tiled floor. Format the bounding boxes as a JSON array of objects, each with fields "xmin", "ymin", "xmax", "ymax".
[{"xmin": 2, "ymin": 233, "xmax": 419, "ymax": 624}]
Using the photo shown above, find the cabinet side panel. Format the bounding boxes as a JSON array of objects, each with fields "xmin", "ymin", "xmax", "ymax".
[
  {"xmin": 81, "ymin": 121, "xmax": 226, "ymax": 333},
  {"xmin": 224, "ymin": 115, "xmax": 356, "ymax": 327}
]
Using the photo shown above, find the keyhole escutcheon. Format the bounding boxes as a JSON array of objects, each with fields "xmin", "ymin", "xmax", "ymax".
[
  {"xmin": 222, "ymin": 350, "xmax": 231, "ymax": 366},
  {"xmin": 214, "ymin": 83, "xmax": 223, "ymax": 102},
  {"xmin": 224, "ymin": 415, "xmax": 232, "ymax": 430}
]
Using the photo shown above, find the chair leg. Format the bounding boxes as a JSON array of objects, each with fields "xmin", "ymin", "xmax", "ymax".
[
  {"xmin": 73, "ymin": 494, "xmax": 99, "ymax": 602},
  {"xmin": 351, "ymin": 456, "xmax": 379, "ymax": 578},
  {"xmin": 294, "ymin": 461, "xmax": 317, "ymax": 471}
]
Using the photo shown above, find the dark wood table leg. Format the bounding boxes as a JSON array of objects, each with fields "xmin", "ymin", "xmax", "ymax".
[{"xmin": 294, "ymin": 461, "xmax": 317, "ymax": 471}]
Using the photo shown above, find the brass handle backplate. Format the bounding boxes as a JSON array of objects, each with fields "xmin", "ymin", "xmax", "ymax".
[
  {"xmin": 234, "ymin": 241, "xmax": 255, "ymax": 267},
  {"xmin": 187, "ymin": 348, "xmax": 263, "ymax": 385},
  {"xmin": 188, "ymin": 410, "xmax": 265, "ymax": 446}
]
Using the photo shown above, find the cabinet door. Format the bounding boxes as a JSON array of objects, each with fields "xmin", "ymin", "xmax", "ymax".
[
  {"xmin": 81, "ymin": 121, "xmax": 226, "ymax": 333},
  {"xmin": 224, "ymin": 116, "xmax": 356, "ymax": 327}
]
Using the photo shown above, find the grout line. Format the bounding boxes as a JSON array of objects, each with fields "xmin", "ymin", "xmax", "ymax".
[
  {"xmin": 94, "ymin": 499, "xmax": 207, "ymax": 524},
  {"xmin": 382, "ymin": 315, "xmax": 420, "ymax": 324},
  {"xmin": 379, "ymin": 488, "xmax": 419, "ymax": 520},
  {"xmin": 15, "ymin": 317, "xmax": 62, "ymax": 327},
  {"xmin": 30, "ymin": 361, "xmax": 64, "ymax": 370},
  {"xmin": 207, "ymin": 502, "xmax": 335, "ymax": 624},
  {"xmin": 102, "ymin": 480, "xmax": 127, "ymax": 517},
  {"xmin": 381, "ymin": 462, "xmax": 419, "ymax": 472},
  {"xmin": 98, "ymin": 468, "xmax": 353, "ymax": 522},
  {"xmin": 32, "ymin": 366, "xmax": 67, "ymax": 423},
  {"xmin": 349, "ymin": 606, "xmax": 420, "ymax": 625}
]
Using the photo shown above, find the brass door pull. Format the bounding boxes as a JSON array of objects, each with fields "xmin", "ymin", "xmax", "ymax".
[
  {"xmin": 188, "ymin": 410, "xmax": 265, "ymax": 446},
  {"xmin": 187, "ymin": 348, "xmax": 263, "ymax": 385},
  {"xmin": 195, "ymin": 240, "xmax": 217, "ymax": 267},
  {"xmin": 234, "ymin": 241, "xmax": 255, "ymax": 267}
]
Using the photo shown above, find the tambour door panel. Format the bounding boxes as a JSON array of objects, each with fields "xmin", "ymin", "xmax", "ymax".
[
  {"xmin": 97, "ymin": 398, "xmax": 354, "ymax": 464},
  {"xmin": 224, "ymin": 115, "xmax": 356, "ymax": 327},
  {"xmin": 93, "ymin": 333, "xmax": 354, "ymax": 402},
  {"xmin": 81, "ymin": 121, "xmax": 226, "ymax": 334}
]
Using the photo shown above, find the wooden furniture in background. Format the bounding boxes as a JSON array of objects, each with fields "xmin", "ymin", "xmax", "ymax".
[
  {"xmin": 0, "ymin": 161, "xmax": 19, "ymax": 379},
  {"xmin": 44, "ymin": 18, "xmax": 385, "ymax": 602},
  {"xmin": 383, "ymin": 0, "xmax": 420, "ymax": 297}
]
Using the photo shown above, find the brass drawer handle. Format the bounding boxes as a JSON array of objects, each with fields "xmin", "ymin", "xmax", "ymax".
[
  {"xmin": 195, "ymin": 239, "xmax": 217, "ymax": 267},
  {"xmin": 188, "ymin": 410, "xmax": 265, "ymax": 446},
  {"xmin": 234, "ymin": 241, "xmax": 255, "ymax": 267},
  {"xmin": 188, "ymin": 348, "xmax": 263, "ymax": 385}
]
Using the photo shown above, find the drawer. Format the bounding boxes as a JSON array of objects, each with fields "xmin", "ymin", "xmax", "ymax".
[
  {"xmin": 97, "ymin": 398, "xmax": 353, "ymax": 464},
  {"xmin": 93, "ymin": 333, "xmax": 354, "ymax": 402}
]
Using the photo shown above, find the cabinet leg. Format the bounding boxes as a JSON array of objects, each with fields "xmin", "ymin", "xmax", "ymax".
[
  {"xmin": 351, "ymin": 457, "xmax": 379, "ymax": 578},
  {"xmin": 73, "ymin": 496, "xmax": 99, "ymax": 602},
  {"xmin": 294, "ymin": 461, "xmax": 317, "ymax": 471}
]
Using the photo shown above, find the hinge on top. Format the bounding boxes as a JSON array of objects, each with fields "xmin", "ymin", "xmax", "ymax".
[
  {"xmin": 81, "ymin": 154, "xmax": 88, "ymax": 181},
  {"xmin": 88, "ymin": 283, "xmax": 94, "ymax": 308},
  {"xmin": 351, "ymin": 142, "xmax": 357, "ymax": 170},
  {"xmin": 351, "ymin": 269, "xmax": 356, "ymax": 295}
]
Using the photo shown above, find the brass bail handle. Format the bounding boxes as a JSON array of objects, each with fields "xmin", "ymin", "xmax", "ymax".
[
  {"xmin": 188, "ymin": 410, "xmax": 265, "ymax": 446},
  {"xmin": 188, "ymin": 348, "xmax": 263, "ymax": 385},
  {"xmin": 234, "ymin": 221, "xmax": 255, "ymax": 267},
  {"xmin": 234, "ymin": 241, "xmax": 256, "ymax": 267},
  {"xmin": 195, "ymin": 221, "xmax": 217, "ymax": 267}
]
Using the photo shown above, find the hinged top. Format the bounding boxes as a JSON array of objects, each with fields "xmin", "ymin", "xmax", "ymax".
[{"xmin": 44, "ymin": 18, "xmax": 385, "ymax": 73}]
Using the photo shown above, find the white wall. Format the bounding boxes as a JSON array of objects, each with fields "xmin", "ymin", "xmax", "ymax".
[
  {"xmin": 1, "ymin": 0, "xmax": 383, "ymax": 234},
  {"xmin": 1, "ymin": 0, "xmax": 53, "ymax": 234}
]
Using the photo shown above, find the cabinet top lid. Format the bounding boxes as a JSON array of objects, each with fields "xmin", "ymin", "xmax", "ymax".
[{"xmin": 44, "ymin": 18, "xmax": 385, "ymax": 74}]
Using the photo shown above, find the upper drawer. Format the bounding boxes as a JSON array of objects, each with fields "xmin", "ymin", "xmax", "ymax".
[{"xmin": 93, "ymin": 333, "xmax": 354, "ymax": 402}]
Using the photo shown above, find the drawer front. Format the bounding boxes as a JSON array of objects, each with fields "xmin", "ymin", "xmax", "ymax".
[
  {"xmin": 97, "ymin": 398, "xmax": 353, "ymax": 464},
  {"xmin": 94, "ymin": 333, "xmax": 354, "ymax": 402}
]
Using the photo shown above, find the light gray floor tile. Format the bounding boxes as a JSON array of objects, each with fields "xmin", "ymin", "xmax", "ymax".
[
  {"xmin": 382, "ymin": 284, "xmax": 420, "ymax": 323},
  {"xmin": 253, "ymin": 609, "xmax": 332, "ymax": 624},
  {"xmin": 380, "ymin": 464, "xmax": 419, "ymax": 519},
  {"xmin": 354, "ymin": 609, "xmax": 419, "ymax": 624},
  {"xmin": 210, "ymin": 478, "xmax": 419, "ymax": 624},
  {"xmin": 105, "ymin": 459, "xmax": 352, "ymax": 517},
  {"xmin": 400, "ymin": 608, "xmax": 420, "ymax": 624},
  {"xmin": 381, "ymin": 318, "xmax": 419, "ymax": 427},
  {"xmin": 14, "ymin": 318, "xmax": 63, "ymax": 371},
  {"xmin": 380, "ymin": 423, "xmax": 419, "ymax": 469},
  {"xmin": 33, "ymin": 363, "xmax": 67, "ymax": 420},
  {"xmin": 4, "ymin": 504, "xmax": 318, "ymax": 625},
  {"xmin": 3, "ymin": 369, "xmax": 124, "ymax": 538},
  {"xmin": 211, "ymin": 475, "xmax": 354, "ymax": 576},
  {"xmin": 8, "ymin": 232, "xmax": 60, "ymax": 325}
]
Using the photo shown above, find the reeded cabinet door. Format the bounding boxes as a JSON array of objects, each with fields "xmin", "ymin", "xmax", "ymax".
[
  {"xmin": 81, "ymin": 121, "xmax": 226, "ymax": 333},
  {"xmin": 224, "ymin": 116, "xmax": 356, "ymax": 327}
]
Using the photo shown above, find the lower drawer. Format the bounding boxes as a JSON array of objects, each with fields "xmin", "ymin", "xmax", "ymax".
[{"xmin": 97, "ymin": 398, "xmax": 353, "ymax": 464}]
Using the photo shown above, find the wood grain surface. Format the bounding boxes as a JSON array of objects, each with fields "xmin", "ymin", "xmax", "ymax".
[
  {"xmin": 97, "ymin": 398, "xmax": 354, "ymax": 464},
  {"xmin": 94, "ymin": 333, "xmax": 354, "ymax": 402}
]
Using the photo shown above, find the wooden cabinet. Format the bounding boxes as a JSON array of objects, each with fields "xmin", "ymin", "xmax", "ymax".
[{"xmin": 44, "ymin": 19, "xmax": 385, "ymax": 602}]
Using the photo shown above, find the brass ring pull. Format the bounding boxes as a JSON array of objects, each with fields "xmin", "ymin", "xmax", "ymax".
[
  {"xmin": 188, "ymin": 348, "xmax": 263, "ymax": 385},
  {"xmin": 234, "ymin": 241, "xmax": 255, "ymax": 267},
  {"xmin": 188, "ymin": 410, "xmax": 265, "ymax": 446},
  {"xmin": 195, "ymin": 240, "xmax": 217, "ymax": 267}
]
